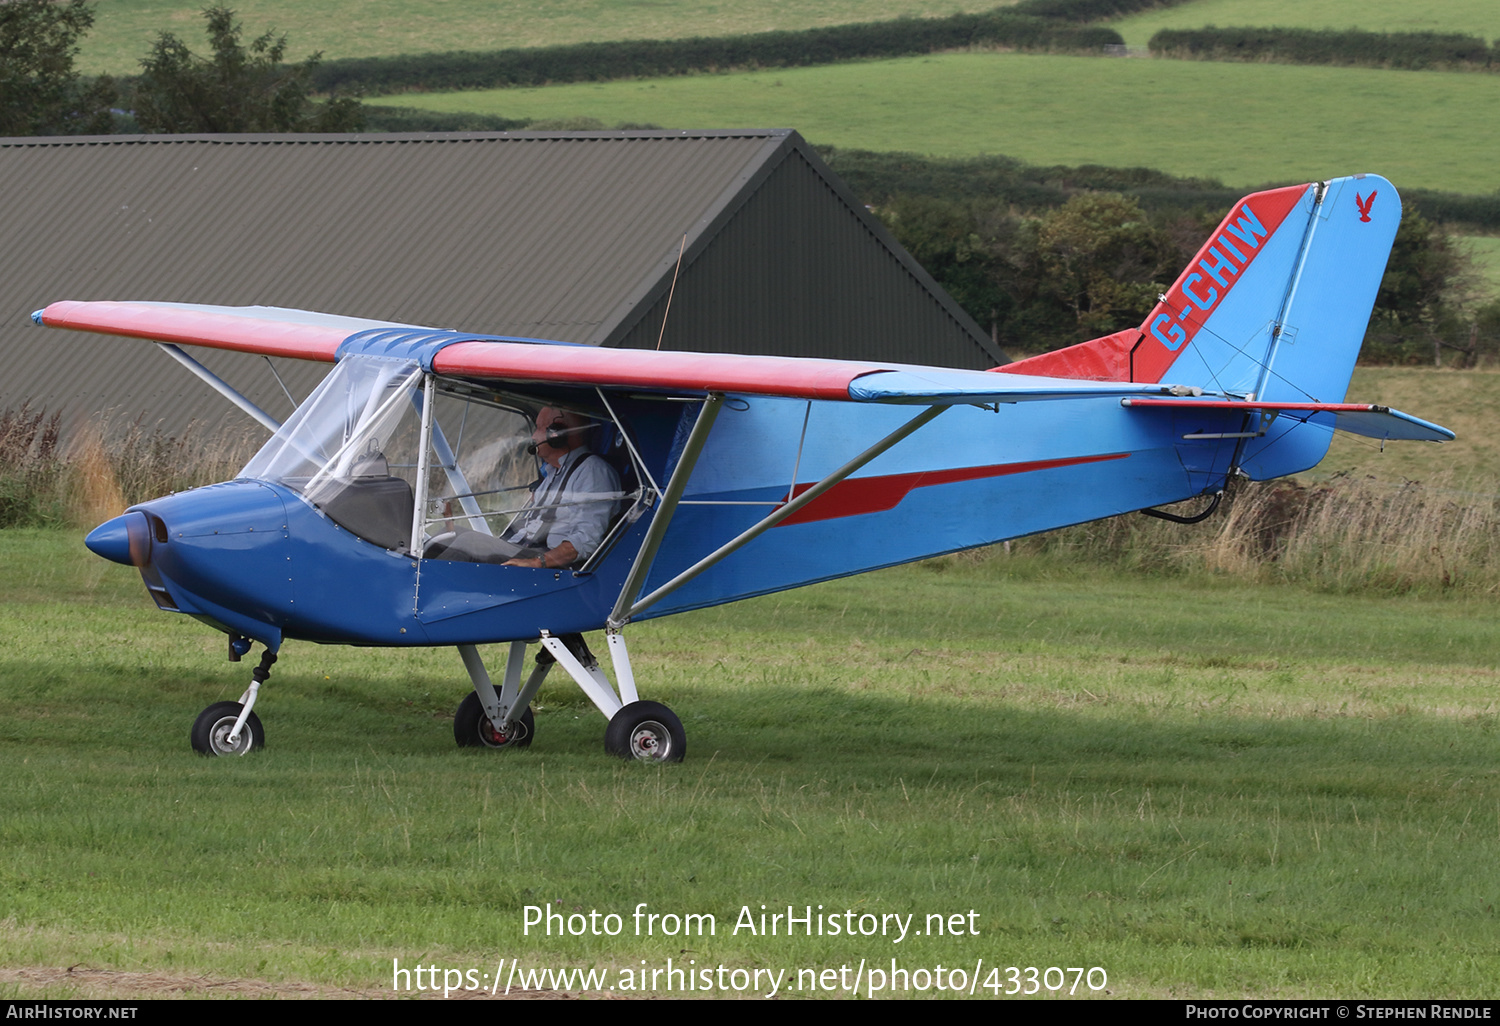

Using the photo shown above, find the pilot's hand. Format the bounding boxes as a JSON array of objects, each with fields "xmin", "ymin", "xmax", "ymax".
[
  {"xmin": 502, "ymin": 556, "xmax": 547, "ymax": 568},
  {"xmin": 502, "ymin": 541, "xmax": 575, "ymax": 569}
]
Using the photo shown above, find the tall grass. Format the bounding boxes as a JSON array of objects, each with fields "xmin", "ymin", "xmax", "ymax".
[
  {"xmin": 1009, "ymin": 477, "xmax": 1500, "ymax": 595},
  {"xmin": 7, "ymin": 407, "xmax": 1496, "ymax": 595},
  {"xmin": 0, "ymin": 408, "xmax": 259, "ymax": 529},
  {"xmin": 0, "ymin": 408, "xmax": 66, "ymax": 528}
]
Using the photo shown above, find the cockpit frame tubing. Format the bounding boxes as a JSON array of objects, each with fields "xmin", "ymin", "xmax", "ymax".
[
  {"xmin": 421, "ymin": 395, "xmax": 491, "ymax": 535},
  {"xmin": 408, "ymin": 373, "xmax": 436, "ymax": 557},
  {"xmin": 594, "ymin": 387, "xmax": 662, "ymax": 497},
  {"xmin": 300, "ymin": 363, "xmax": 424, "ymax": 502}
]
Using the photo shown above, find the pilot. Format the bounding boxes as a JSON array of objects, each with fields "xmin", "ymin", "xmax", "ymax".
[
  {"xmin": 427, "ymin": 406, "xmax": 621, "ymax": 568},
  {"xmin": 500, "ymin": 407, "xmax": 622, "ymax": 569}
]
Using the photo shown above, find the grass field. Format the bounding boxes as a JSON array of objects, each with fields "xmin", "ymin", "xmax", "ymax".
[
  {"xmin": 77, "ymin": 0, "xmax": 1500, "ymax": 75},
  {"xmin": 2, "ymin": 529, "xmax": 1498, "ymax": 998},
  {"xmin": 74, "ymin": 0, "xmax": 1014, "ymax": 76},
  {"xmin": 377, "ymin": 52, "xmax": 1500, "ymax": 195},
  {"xmin": 1111, "ymin": 0, "xmax": 1500, "ymax": 50},
  {"xmin": 1319, "ymin": 368, "xmax": 1500, "ymax": 487}
]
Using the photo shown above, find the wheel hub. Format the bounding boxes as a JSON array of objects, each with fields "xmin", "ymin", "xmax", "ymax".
[
  {"xmin": 629, "ymin": 720, "xmax": 671, "ymax": 761},
  {"xmin": 208, "ymin": 715, "xmax": 253, "ymax": 756},
  {"xmin": 480, "ymin": 716, "xmax": 528, "ymax": 748}
]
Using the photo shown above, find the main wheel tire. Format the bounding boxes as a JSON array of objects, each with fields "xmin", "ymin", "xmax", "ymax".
[
  {"xmin": 604, "ymin": 701, "xmax": 685, "ymax": 763},
  {"xmin": 453, "ymin": 692, "xmax": 535, "ymax": 750},
  {"xmin": 191, "ymin": 701, "xmax": 264, "ymax": 756}
]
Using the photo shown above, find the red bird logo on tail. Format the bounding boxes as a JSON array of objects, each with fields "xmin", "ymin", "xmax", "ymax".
[{"xmin": 1355, "ymin": 190, "xmax": 1377, "ymax": 222}]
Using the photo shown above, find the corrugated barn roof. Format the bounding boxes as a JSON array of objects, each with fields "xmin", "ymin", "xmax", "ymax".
[{"xmin": 1, "ymin": 130, "xmax": 1001, "ymax": 438}]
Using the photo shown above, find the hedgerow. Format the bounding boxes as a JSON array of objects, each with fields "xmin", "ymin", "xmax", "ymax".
[
  {"xmin": 311, "ymin": 12, "xmax": 1122, "ymax": 96},
  {"xmin": 1009, "ymin": 0, "xmax": 1192, "ymax": 23},
  {"xmin": 1149, "ymin": 26, "xmax": 1496, "ymax": 72}
]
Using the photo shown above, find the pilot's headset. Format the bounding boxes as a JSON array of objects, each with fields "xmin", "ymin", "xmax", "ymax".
[{"xmin": 526, "ymin": 418, "xmax": 573, "ymax": 456}]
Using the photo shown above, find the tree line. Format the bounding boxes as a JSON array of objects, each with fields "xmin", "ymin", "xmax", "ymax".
[
  {"xmin": 6, "ymin": 0, "xmax": 1494, "ymax": 366},
  {"xmin": 824, "ymin": 148, "xmax": 1500, "ymax": 367},
  {"xmin": 2, "ymin": 1, "xmax": 361, "ymax": 135},
  {"xmin": 310, "ymin": 12, "xmax": 1118, "ymax": 97}
]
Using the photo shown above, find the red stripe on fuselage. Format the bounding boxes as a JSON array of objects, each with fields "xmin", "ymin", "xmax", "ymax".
[{"xmin": 775, "ymin": 452, "xmax": 1130, "ymax": 526}]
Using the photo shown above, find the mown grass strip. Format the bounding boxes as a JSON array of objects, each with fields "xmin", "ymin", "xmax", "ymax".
[{"xmin": 1, "ymin": 530, "xmax": 1497, "ymax": 997}]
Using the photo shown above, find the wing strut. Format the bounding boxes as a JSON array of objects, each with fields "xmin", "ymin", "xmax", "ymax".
[
  {"xmin": 155, "ymin": 343, "xmax": 280, "ymax": 432},
  {"xmin": 622, "ymin": 404, "xmax": 948, "ymax": 624},
  {"xmin": 609, "ymin": 393, "xmax": 725, "ymax": 628}
]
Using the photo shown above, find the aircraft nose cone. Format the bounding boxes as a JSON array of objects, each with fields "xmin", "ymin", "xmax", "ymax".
[{"xmin": 86, "ymin": 512, "xmax": 148, "ymax": 566}]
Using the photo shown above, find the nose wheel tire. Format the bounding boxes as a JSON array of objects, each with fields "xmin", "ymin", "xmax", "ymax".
[
  {"xmin": 191, "ymin": 701, "xmax": 264, "ymax": 756},
  {"xmin": 604, "ymin": 701, "xmax": 686, "ymax": 763},
  {"xmin": 454, "ymin": 693, "xmax": 535, "ymax": 750}
]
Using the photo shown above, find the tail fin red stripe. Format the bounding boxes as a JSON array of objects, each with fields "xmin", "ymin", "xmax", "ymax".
[
  {"xmin": 1132, "ymin": 183, "xmax": 1308, "ymax": 383},
  {"xmin": 1002, "ymin": 183, "xmax": 1310, "ymax": 384}
]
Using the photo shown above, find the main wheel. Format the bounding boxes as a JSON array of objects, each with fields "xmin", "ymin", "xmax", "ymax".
[
  {"xmin": 191, "ymin": 701, "xmax": 264, "ymax": 756},
  {"xmin": 604, "ymin": 701, "xmax": 685, "ymax": 763},
  {"xmin": 453, "ymin": 693, "xmax": 535, "ymax": 749}
]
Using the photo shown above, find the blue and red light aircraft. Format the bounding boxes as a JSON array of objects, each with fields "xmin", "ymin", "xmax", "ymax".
[{"xmin": 36, "ymin": 174, "xmax": 1452, "ymax": 762}]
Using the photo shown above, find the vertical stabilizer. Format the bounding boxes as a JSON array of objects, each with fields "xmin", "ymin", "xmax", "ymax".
[{"xmin": 1005, "ymin": 175, "xmax": 1401, "ymax": 478}]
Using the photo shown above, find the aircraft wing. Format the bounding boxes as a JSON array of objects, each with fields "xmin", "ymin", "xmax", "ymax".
[
  {"xmin": 32, "ymin": 302, "xmax": 1455, "ymax": 440},
  {"xmin": 34, "ymin": 300, "xmax": 425, "ymax": 361},
  {"xmin": 36, "ymin": 300, "xmax": 1192, "ymax": 405},
  {"xmin": 431, "ymin": 341, "xmax": 1175, "ymax": 404}
]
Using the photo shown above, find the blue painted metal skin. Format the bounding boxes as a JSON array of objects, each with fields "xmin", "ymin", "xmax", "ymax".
[
  {"xmin": 91, "ymin": 383, "xmax": 1251, "ymax": 648},
  {"xmin": 631, "ymin": 394, "xmax": 1226, "ymax": 619}
]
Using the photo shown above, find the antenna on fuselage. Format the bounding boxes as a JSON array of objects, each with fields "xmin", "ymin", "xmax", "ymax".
[{"xmin": 655, "ymin": 233, "xmax": 689, "ymax": 352}]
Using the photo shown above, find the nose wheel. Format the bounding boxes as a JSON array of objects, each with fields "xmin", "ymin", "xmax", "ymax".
[
  {"xmin": 191, "ymin": 701, "xmax": 264, "ymax": 756},
  {"xmin": 191, "ymin": 648, "xmax": 275, "ymax": 756}
]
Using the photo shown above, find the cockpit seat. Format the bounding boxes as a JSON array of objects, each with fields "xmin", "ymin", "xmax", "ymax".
[{"xmin": 316, "ymin": 457, "xmax": 415, "ymax": 552}]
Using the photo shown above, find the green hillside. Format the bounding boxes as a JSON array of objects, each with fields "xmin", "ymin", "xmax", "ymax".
[
  {"xmin": 75, "ymin": 0, "xmax": 1013, "ymax": 76},
  {"xmin": 1111, "ymin": 0, "xmax": 1500, "ymax": 50},
  {"xmin": 378, "ymin": 52, "xmax": 1500, "ymax": 194}
]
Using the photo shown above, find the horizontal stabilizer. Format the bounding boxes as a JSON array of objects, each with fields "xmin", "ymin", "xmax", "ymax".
[
  {"xmin": 1120, "ymin": 397, "xmax": 1454, "ymax": 443},
  {"xmin": 845, "ymin": 368, "xmax": 1184, "ymax": 404}
]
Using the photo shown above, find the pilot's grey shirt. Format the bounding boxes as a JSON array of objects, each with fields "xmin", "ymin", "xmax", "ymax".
[{"xmin": 506, "ymin": 447, "xmax": 621, "ymax": 560}]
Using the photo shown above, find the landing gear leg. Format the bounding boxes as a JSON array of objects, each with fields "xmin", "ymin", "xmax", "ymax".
[
  {"xmin": 191, "ymin": 647, "xmax": 275, "ymax": 756},
  {"xmin": 454, "ymin": 642, "xmax": 548, "ymax": 750},
  {"xmin": 539, "ymin": 629, "xmax": 686, "ymax": 763}
]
